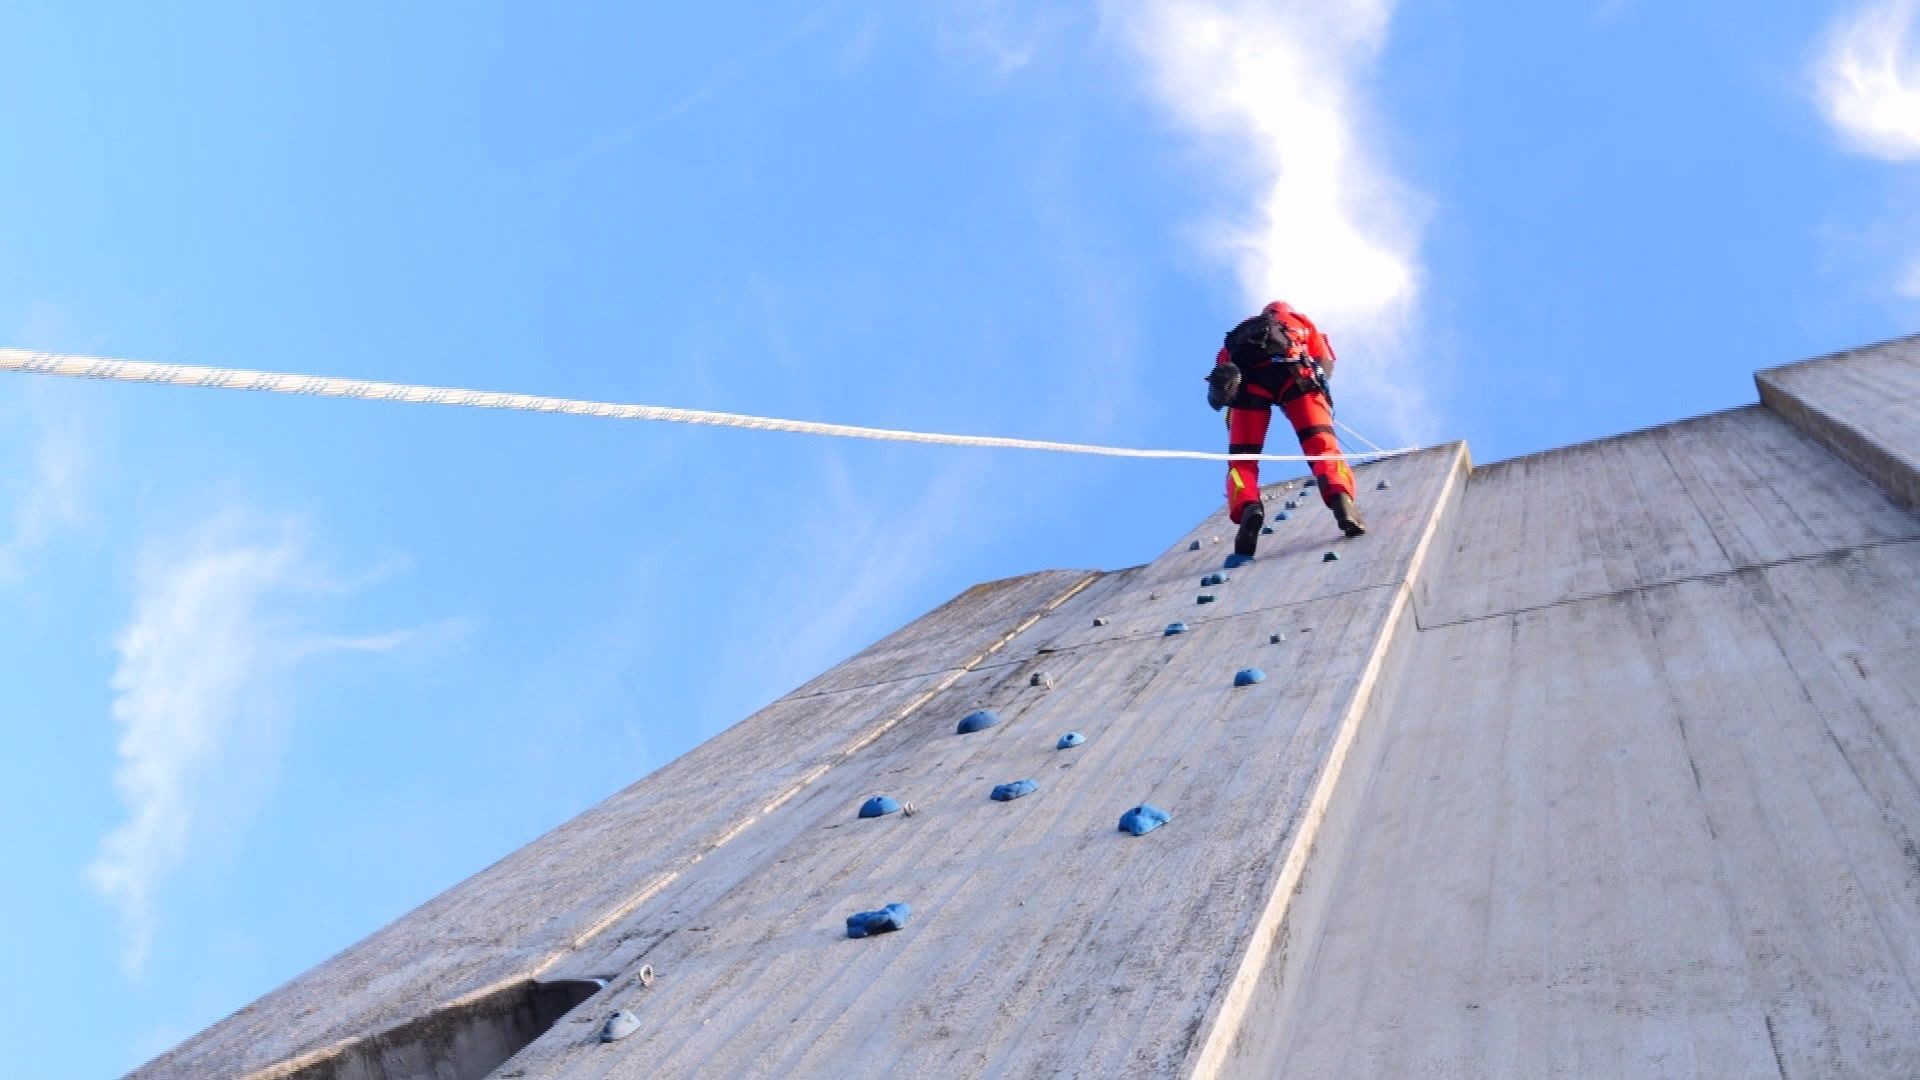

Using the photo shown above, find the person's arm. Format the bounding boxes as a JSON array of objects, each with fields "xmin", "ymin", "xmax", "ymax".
[{"xmin": 1313, "ymin": 332, "xmax": 1337, "ymax": 380}]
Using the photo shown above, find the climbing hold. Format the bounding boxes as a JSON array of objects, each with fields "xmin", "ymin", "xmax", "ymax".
[
  {"xmin": 1196, "ymin": 594, "xmax": 1216, "ymax": 605},
  {"xmin": 1031, "ymin": 671, "xmax": 1054, "ymax": 690},
  {"xmin": 1269, "ymin": 633, "xmax": 1284, "ymax": 644},
  {"xmin": 1260, "ymin": 526, "xmax": 1273, "ymax": 535},
  {"xmin": 1118, "ymin": 804, "xmax": 1172, "ymax": 836},
  {"xmin": 957, "ymin": 710, "xmax": 1000, "ymax": 734},
  {"xmin": 637, "ymin": 965, "xmax": 655, "ymax": 989},
  {"xmin": 1164, "ymin": 622, "xmax": 1188, "ymax": 636},
  {"xmin": 1057, "ymin": 731, "xmax": 1085, "ymax": 749},
  {"xmin": 1322, "ymin": 551, "xmax": 1340, "ymax": 562},
  {"xmin": 600, "ymin": 1011, "xmax": 640, "ymax": 1043},
  {"xmin": 1189, "ymin": 540, "xmax": 1201, "ymax": 551},
  {"xmin": 1093, "ymin": 617, "xmax": 1109, "ymax": 627},
  {"xmin": 1200, "ymin": 572, "xmax": 1226, "ymax": 586},
  {"xmin": 991, "ymin": 779, "xmax": 1038, "ymax": 801},
  {"xmin": 1377, "ymin": 479, "xmax": 1391, "ymax": 490},
  {"xmin": 1275, "ymin": 511, "xmax": 1290, "ymax": 522},
  {"xmin": 1223, "ymin": 553, "xmax": 1254, "ymax": 569},
  {"xmin": 1234, "ymin": 668, "xmax": 1266, "ymax": 687},
  {"xmin": 1284, "ymin": 500, "xmax": 1299, "ymax": 510},
  {"xmin": 858, "ymin": 795, "xmax": 902, "ymax": 819},
  {"xmin": 846, "ymin": 902, "xmax": 912, "ymax": 939}
]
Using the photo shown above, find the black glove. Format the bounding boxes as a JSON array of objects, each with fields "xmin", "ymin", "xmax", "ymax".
[{"xmin": 1205, "ymin": 363, "xmax": 1242, "ymax": 411}]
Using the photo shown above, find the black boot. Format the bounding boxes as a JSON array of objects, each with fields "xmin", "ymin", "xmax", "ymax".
[
  {"xmin": 1235, "ymin": 500, "xmax": 1265, "ymax": 557},
  {"xmin": 1331, "ymin": 493, "xmax": 1367, "ymax": 537}
]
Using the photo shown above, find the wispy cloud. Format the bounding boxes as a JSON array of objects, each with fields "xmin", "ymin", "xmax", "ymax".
[
  {"xmin": 88, "ymin": 517, "xmax": 436, "ymax": 974},
  {"xmin": 0, "ymin": 415, "xmax": 87, "ymax": 583},
  {"xmin": 938, "ymin": 1, "xmax": 1077, "ymax": 77},
  {"xmin": 748, "ymin": 456, "xmax": 995, "ymax": 701},
  {"xmin": 1106, "ymin": 0, "xmax": 1434, "ymax": 442},
  {"xmin": 1900, "ymin": 256, "xmax": 1920, "ymax": 299},
  {"xmin": 657, "ymin": 453, "xmax": 999, "ymax": 738},
  {"xmin": 1816, "ymin": 0, "xmax": 1920, "ymax": 161},
  {"xmin": 539, "ymin": 3, "xmax": 854, "ymax": 187}
]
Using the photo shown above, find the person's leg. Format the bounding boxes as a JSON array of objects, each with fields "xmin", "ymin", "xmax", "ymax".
[
  {"xmin": 1224, "ymin": 404, "xmax": 1271, "ymax": 524},
  {"xmin": 1279, "ymin": 389, "xmax": 1355, "ymax": 501},
  {"xmin": 1280, "ymin": 387, "xmax": 1366, "ymax": 536}
]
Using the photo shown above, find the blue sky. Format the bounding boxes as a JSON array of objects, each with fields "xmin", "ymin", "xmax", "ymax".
[{"xmin": 2, "ymin": 2, "xmax": 1916, "ymax": 1074}]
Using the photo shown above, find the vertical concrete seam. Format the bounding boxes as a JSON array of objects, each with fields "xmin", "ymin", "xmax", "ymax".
[{"xmin": 1186, "ymin": 445, "xmax": 1468, "ymax": 1079}]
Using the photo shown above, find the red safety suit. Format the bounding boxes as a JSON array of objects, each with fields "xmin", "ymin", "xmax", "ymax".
[{"xmin": 1218, "ymin": 302, "xmax": 1356, "ymax": 524}]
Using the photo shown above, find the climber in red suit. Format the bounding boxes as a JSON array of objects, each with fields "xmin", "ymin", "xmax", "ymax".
[{"xmin": 1205, "ymin": 301, "xmax": 1366, "ymax": 557}]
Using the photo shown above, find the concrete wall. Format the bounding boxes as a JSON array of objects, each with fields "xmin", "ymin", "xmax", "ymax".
[
  {"xmin": 1265, "ymin": 390, "xmax": 1920, "ymax": 1074},
  {"xmin": 135, "ymin": 569, "xmax": 1103, "ymax": 1079},
  {"xmin": 522, "ymin": 444, "xmax": 1464, "ymax": 1080},
  {"xmin": 135, "ymin": 339, "xmax": 1920, "ymax": 1079}
]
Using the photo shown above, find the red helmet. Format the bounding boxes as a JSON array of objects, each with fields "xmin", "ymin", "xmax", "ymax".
[{"xmin": 1263, "ymin": 300, "xmax": 1295, "ymax": 318}]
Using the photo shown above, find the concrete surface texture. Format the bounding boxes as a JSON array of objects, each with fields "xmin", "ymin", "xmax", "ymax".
[
  {"xmin": 1758, "ymin": 334, "xmax": 1920, "ymax": 513},
  {"xmin": 135, "ymin": 337, "xmax": 1920, "ymax": 1080}
]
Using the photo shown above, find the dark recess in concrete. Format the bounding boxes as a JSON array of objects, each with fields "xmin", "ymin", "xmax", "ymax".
[{"xmin": 284, "ymin": 978, "xmax": 602, "ymax": 1080}]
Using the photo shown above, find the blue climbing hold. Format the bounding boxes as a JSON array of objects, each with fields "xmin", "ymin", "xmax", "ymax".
[
  {"xmin": 1269, "ymin": 633, "xmax": 1284, "ymax": 644},
  {"xmin": 846, "ymin": 902, "xmax": 912, "ymax": 938},
  {"xmin": 1057, "ymin": 731, "xmax": 1085, "ymax": 749},
  {"xmin": 1223, "ymin": 553, "xmax": 1255, "ymax": 569},
  {"xmin": 1275, "ymin": 511, "xmax": 1290, "ymax": 521},
  {"xmin": 1196, "ymin": 593, "xmax": 1216, "ymax": 605},
  {"xmin": 858, "ymin": 795, "xmax": 901, "ymax": 819},
  {"xmin": 1118, "ymin": 804, "xmax": 1171, "ymax": 836},
  {"xmin": 1188, "ymin": 540, "xmax": 1201, "ymax": 551},
  {"xmin": 1200, "ymin": 572, "xmax": 1226, "ymax": 587},
  {"xmin": 957, "ymin": 710, "xmax": 1000, "ymax": 734},
  {"xmin": 1260, "ymin": 526, "xmax": 1274, "ymax": 534},
  {"xmin": 991, "ymin": 779, "xmax": 1038, "ymax": 802},
  {"xmin": 1234, "ymin": 668, "xmax": 1266, "ymax": 687},
  {"xmin": 1323, "ymin": 551, "xmax": 1340, "ymax": 562},
  {"xmin": 1164, "ymin": 622, "xmax": 1188, "ymax": 636},
  {"xmin": 1377, "ymin": 479, "xmax": 1391, "ymax": 490},
  {"xmin": 1284, "ymin": 500, "xmax": 1298, "ymax": 510}
]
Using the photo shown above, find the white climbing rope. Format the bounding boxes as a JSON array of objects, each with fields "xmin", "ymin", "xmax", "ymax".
[
  {"xmin": 1333, "ymin": 416, "xmax": 1392, "ymax": 457},
  {"xmin": 0, "ymin": 347, "xmax": 1416, "ymax": 464}
]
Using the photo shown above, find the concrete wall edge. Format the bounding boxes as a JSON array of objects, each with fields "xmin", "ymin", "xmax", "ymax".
[{"xmin": 1185, "ymin": 441, "xmax": 1473, "ymax": 1078}]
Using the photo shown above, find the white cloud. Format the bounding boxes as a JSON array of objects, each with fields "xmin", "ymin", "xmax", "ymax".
[
  {"xmin": 88, "ymin": 518, "xmax": 432, "ymax": 974},
  {"xmin": 1816, "ymin": 0, "xmax": 1920, "ymax": 161},
  {"xmin": 1106, "ymin": 0, "xmax": 1434, "ymax": 442}
]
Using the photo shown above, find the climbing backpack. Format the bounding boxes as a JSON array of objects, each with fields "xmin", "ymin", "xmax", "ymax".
[{"xmin": 1222, "ymin": 311, "xmax": 1296, "ymax": 368}]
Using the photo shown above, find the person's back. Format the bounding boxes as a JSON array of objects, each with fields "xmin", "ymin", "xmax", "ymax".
[{"xmin": 1206, "ymin": 301, "xmax": 1366, "ymax": 559}]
